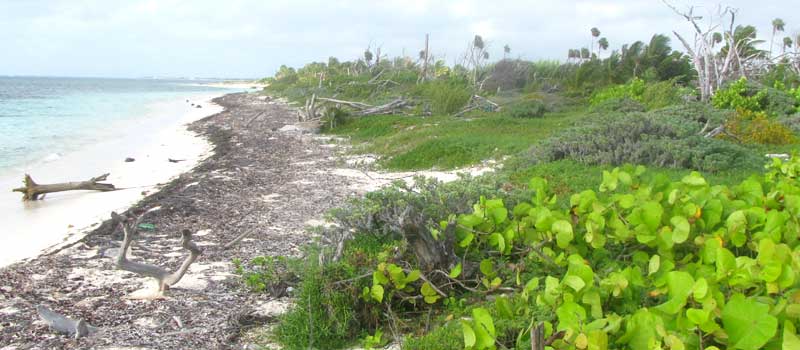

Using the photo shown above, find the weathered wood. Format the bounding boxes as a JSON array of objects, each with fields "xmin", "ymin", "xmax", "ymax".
[
  {"xmin": 355, "ymin": 98, "xmax": 409, "ymax": 116},
  {"xmin": 36, "ymin": 305, "xmax": 96, "ymax": 339},
  {"xmin": 114, "ymin": 212, "xmax": 202, "ymax": 294},
  {"xmin": 530, "ymin": 322, "xmax": 545, "ymax": 350},
  {"xmin": 316, "ymin": 97, "xmax": 374, "ymax": 110},
  {"xmin": 12, "ymin": 173, "xmax": 115, "ymax": 201}
]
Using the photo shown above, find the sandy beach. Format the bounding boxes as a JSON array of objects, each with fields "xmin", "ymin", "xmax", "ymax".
[{"xmin": 0, "ymin": 93, "xmax": 224, "ymax": 267}]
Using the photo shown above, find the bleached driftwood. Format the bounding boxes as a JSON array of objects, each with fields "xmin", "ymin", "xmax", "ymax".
[
  {"xmin": 113, "ymin": 212, "xmax": 202, "ymax": 296},
  {"xmin": 36, "ymin": 305, "xmax": 97, "ymax": 339},
  {"xmin": 354, "ymin": 98, "xmax": 410, "ymax": 116},
  {"xmin": 12, "ymin": 173, "xmax": 115, "ymax": 201}
]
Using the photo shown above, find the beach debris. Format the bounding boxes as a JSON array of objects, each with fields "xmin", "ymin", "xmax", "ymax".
[
  {"xmin": 113, "ymin": 212, "xmax": 202, "ymax": 296},
  {"xmin": 36, "ymin": 305, "xmax": 96, "ymax": 339},
  {"xmin": 298, "ymin": 95, "xmax": 411, "ymax": 121},
  {"xmin": 125, "ymin": 157, "xmax": 135, "ymax": 162},
  {"xmin": 168, "ymin": 158, "xmax": 186, "ymax": 163},
  {"xmin": 12, "ymin": 173, "xmax": 116, "ymax": 201},
  {"xmin": 137, "ymin": 223, "xmax": 156, "ymax": 230}
]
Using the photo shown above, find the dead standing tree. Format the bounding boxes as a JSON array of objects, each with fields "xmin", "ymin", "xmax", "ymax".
[
  {"xmin": 663, "ymin": 1, "xmax": 747, "ymax": 102},
  {"xmin": 12, "ymin": 173, "xmax": 116, "ymax": 201}
]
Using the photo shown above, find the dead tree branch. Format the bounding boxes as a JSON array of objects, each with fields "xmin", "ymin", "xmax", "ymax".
[
  {"xmin": 36, "ymin": 305, "xmax": 96, "ymax": 339},
  {"xmin": 12, "ymin": 173, "xmax": 116, "ymax": 201},
  {"xmin": 114, "ymin": 212, "xmax": 202, "ymax": 294}
]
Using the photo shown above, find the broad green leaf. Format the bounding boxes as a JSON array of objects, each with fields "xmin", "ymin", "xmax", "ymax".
[
  {"xmin": 686, "ymin": 308, "xmax": 710, "ymax": 325},
  {"xmin": 671, "ymin": 216, "xmax": 691, "ymax": 244},
  {"xmin": 648, "ymin": 254, "xmax": 661, "ymax": 276},
  {"xmin": 692, "ymin": 278, "xmax": 709, "ymax": 300},
  {"xmin": 784, "ymin": 320, "xmax": 800, "ymax": 350},
  {"xmin": 479, "ymin": 259, "xmax": 493, "ymax": 277},
  {"xmin": 420, "ymin": 282, "xmax": 440, "ymax": 304},
  {"xmin": 461, "ymin": 321, "xmax": 476, "ymax": 348},
  {"xmin": 721, "ymin": 293, "xmax": 778, "ymax": 350},
  {"xmin": 576, "ymin": 332, "xmax": 589, "ymax": 349},
  {"xmin": 655, "ymin": 271, "xmax": 694, "ymax": 314},
  {"xmin": 370, "ymin": 285, "xmax": 384, "ymax": 303},
  {"xmin": 563, "ymin": 275, "xmax": 586, "ymax": 292},
  {"xmin": 553, "ymin": 220, "xmax": 574, "ymax": 248},
  {"xmin": 449, "ymin": 263, "xmax": 462, "ymax": 278},
  {"xmin": 489, "ymin": 233, "xmax": 506, "ymax": 253},
  {"xmin": 587, "ymin": 329, "xmax": 608, "ymax": 350},
  {"xmin": 726, "ymin": 210, "xmax": 748, "ymax": 247},
  {"xmin": 682, "ymin": 172, "xmax": 707, "ymax": 186},
  {"xmin": 495, "ymin": 296, "xmax": 513, "ymax": 319},
  {"xmin": 556, "ymin": 301, "xmax": 586, "ymax": 332},
  {"xmin": 641, "ymin": 201, "xmax": 664, "ymax": 231},
  {"xmin": 716, "ymin": 247, "xmax": 737, "ymax": 280},
  {"xmin": 472, "ymin": 307, "xmax": 496, "ymax": 338},
  {"xmin": 617, "ymin": 309, "xmax": 659, "ymax": 350},
  {"xmin": 405, "ymin": 269, "xmax": 421, "ymax": 283},
  {"xmin": 373, "ymin": 270, "xmax": 389, "ymax": 286},
  {"xmin": 458, "ymin": 214, "xmax": 483, "ymax": 228}
]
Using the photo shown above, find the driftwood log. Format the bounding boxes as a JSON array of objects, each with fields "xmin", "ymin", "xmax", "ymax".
[
  {"xmin": 12, "ymin": 173, "xmax": 115, "ymax": 201},
  {"xmin": 114, "ymin": 212, "xmax": 202, "ymax": 294},
  {"xmin": 301, "ymin": 96, "xmax": 410, "ymax": 119},
  {"xmin": 36, "ymin": 305, "xmax": 96, "ymax": 339}
]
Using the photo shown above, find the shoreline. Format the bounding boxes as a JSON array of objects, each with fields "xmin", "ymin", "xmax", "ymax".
[{"xmin": 0, "ymin": 92, "xmax": 227, "ymax": 267}]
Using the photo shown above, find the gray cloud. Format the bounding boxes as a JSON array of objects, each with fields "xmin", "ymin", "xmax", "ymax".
[{"xmin": 0, "ymin": 0, "xmax": 797, "ymax": 78}]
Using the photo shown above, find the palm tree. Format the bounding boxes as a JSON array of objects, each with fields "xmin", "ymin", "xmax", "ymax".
[
  {"xmin": 590, "ymin": 27, "xmax": 601, "ymax": 54},
  {"xmin": 770, "ymin": 18, "xmax": 785, "ymax": 57},
  {"xmin": 784, "ymin": 37, "xmax": 794, "ymax": 54},
  {"xmin": 503, "ymin": 44, "xmax": 511, "ymax": 59},
  {"xmin": 598, "ymin": 37, "xmax": 609, "ymax": 56}
]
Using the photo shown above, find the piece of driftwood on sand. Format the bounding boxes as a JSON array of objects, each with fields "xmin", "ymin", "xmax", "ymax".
[{"xmin": 12, "ymin": 173, "xmax": 116, "ymax": 201}]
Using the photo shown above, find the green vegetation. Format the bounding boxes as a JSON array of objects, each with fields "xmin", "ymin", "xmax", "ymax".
[{"xmin": 248, "ymin": 8, "xmax": 800, "ymax": 350}]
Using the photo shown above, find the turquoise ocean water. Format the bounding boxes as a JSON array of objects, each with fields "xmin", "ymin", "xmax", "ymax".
[{"xmin": 0, "ymin": 76, "xmax": 235, "ymax": 172}]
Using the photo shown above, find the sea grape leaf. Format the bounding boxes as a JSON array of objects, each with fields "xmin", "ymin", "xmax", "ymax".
[
  {"xmin": 648, "ymin": 254, "xmax": 661, "ymax": 276},
  {"xmin": 556, "ymin": 301, "xmax": 586, "ymax": 332},
  {"xmin": 671, "ymin": 216, "xmax": 691, "ymax": 244},
  {"xmin": 784, "ymin": 320, "xmax": 800, "ymax": 350},
  {"xmin": 727, "ymin": 210, "xmax": 748, "ymax": 247},
  {"xmin": 655, "ymin": 271, "xmax": 694, "ymax": 315},
  {"xmin": 495, "ymin": 296, "xmax": 513, "ymax": 319},
  {"xmin": 370, "ymin": 285, "xmax": 384, "ymax": 303},
  {"xmin": 563, "ymin": 275, "xmax": 586, "ymax": 292},
  {"xmin": 721, "ymin": 293, "xmax": 778, "ymax": 350},
  {"xmin": 682, "ymin": 172, "xmax": 707, "ymax": 186},
  {"xmin": 449, "ymin": 263, "xmax": 462, "ymax": 278},
  {"xmin": 692, "ymin": 278, "xmax": 709, "ymax": 300},
  {"xmin": 641, "ymin": 201, "xmax": 664, "ymax": 231},
  {"xmin": 587, "ymin": 329, "xmax": 609, "ymax": 350},
  {"xmin": 420, "ymin": 282, "xmax": 440, "ymax": 304},
  {"xmin": 617, "ymin": 309, "xmax": 659, "ymax": 350},
  {"xmin": 461, "ymin": 321, "xmax": 476, "ymax": 348},
  {"xmin": 472, "ymin": 307, "xmax": 496, "ymax": 340},
  {"xmin": 553, "ymin": 220, "xmax": 574, "ymax": 248},
  {"xmin": 480, "ymin": 259, "xmax": 494, "ymax": 277}
]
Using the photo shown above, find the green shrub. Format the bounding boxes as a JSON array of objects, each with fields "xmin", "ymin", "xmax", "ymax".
[
  {"xmin": 723, "ymin": 109, "xmax": 797, "ymax": 145},
  {"xmin": 533, "ymin": 104, "xmax": 761, "ymax": 172},
  {"xmin": 505, "ymin": 99, "xmax": 547, "ymax": 118},
  {"xmin": 712, "ymin": 77, "xmax": 766, "ymax": 112},
  {"xmin": 589, "ymin": 97, "xmax": 645, "ymax": 114},
  {"xmin": 402, "ymin": 321, "xmax": 463, "ymax": 350},
  {"xmin": 416, "ymin": 79, "xmax": 473, "ymax": 115},
  {"xmin": 590, "ymin": 78, "xmax": 686, "ymax": 111},
  {"xmin": 761, "ymin": 86, "xmax": 797, "ymax": 117}
]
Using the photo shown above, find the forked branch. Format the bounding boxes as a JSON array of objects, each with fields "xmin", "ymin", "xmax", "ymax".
[
  {"xmin": 12, "ymin": 173, "xmax": 115, "ymax": 201},
  {"xmin": 114, "ymin": 212, "xmax": 202, "ymax": 294}
]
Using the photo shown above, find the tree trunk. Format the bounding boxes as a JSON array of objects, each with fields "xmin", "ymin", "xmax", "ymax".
[{"xmin": 12, "ymin": 173, "xmax": 115, "ymax": 201}]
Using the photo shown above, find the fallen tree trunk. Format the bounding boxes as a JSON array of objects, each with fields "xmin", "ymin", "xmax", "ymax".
[
  {"xmin": 12, "ymin": 173, "xmax": 116, "ymax": 201},
  {"xmin": 355, "ymin": 98, "xmax": 409, "ymax": 116},
  {"xmin": 316, "ymin": 97, "xmax": 373, "ymax": 110}
]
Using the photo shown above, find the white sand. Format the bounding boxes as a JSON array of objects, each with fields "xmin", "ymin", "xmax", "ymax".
[{"xmin": 0, "ymin": 93, "xmax": 227, "ymax": 267}]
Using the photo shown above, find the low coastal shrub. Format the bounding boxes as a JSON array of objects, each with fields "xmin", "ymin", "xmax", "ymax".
[
  {"xmin": 532, "ymin": 104, "xmax": 762, "ymax": 172},
  {"xmin": 723, "ymin": 109, "xmax": 797, "ymax": 145},
  {"xmin": 287, "ymin": 157, "xmax": 800, "ymax": 350},
  {"xmin": 589, "ymin": 97, "xmax": 645, "ymax": 114},
  {"xmin": 590, "ymin": 78, "xmax": 686, "ymax": 111},
  {"xmin": 415, "ymin": 79, "xmax": 473, "ymax": 115},
  {"xmin": 505, "ymin": 99, "xmax": 547, "ymax": 118}
]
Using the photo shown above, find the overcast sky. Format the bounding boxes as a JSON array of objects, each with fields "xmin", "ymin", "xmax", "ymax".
[{"xmin": 0, "ymin": 0, "xmax": 797, "ymax": 79}]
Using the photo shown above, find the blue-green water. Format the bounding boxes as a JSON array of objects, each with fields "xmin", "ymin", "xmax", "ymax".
[{"xmin": 0, "ymin": 76, "xmax": 236, "ymax": 171}]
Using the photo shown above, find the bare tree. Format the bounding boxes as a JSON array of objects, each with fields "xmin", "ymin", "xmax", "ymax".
[
  {"xmin": 663, "ymin": 1, "xmax": 749, "ymax": 102},
  {"xmin": 461, "ymin": 35, "xmax": 490, "ymax": 87},
  {"xmin": 770, "ymin": 18, "xmax": 785, "ymax": 58}
]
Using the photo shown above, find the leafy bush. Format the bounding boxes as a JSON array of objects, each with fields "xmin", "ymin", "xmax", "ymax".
[
  {"xmin": 589, "ymin": 97, "xmax": 645, "ymax": 114},
  {"xmin": 590, "ymin": 78, "xmax": 686, "ymax": 111},
  {"xmin": 712, "ymin": 77, "xmax": 767, "ymax": 112},
  {"xmin": 416, "ymin": 79, "xmax": 473, "ymax": 115},
  {"xmin": 762, "ymin": 86, "xmax": 798, "ymax": 117},
  {"xmin": 723, "ymin": 109, "xmax": 797, "ymax": 145},
  {"xmin": 439, "ymin": 160, "xmax": 800, "ymax": 349},
  {"xmin": 533, "ymin": 104, "xmax": 762, "ymax": 172},
  {"xmin": 505, "ymin": 99, "xmax": 547, "ymax": 118},
  {"xmin": 589, "ymin": 78, "xmax": 646, "ymax": 106}
]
